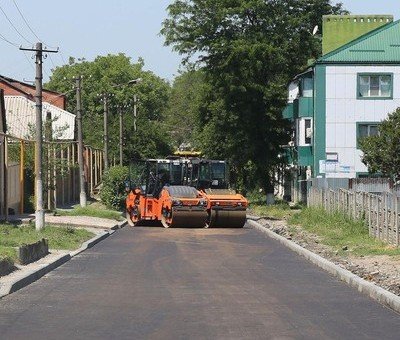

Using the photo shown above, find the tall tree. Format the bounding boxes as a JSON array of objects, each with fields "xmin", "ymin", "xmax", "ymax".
[
  {"xmin": 46, "ymin": 54, "xmax": 172, "ymax": 161},
  {"xmin": 161, "ymin": 0, "xmax": 346, "ymax": 194},
  {"xmin": 164, "ymin": 69, "xmax": 205, "ymax": 149},
  {"xmin": 359, "ymin": 108, "xmax": 400, "ymax": 181}
]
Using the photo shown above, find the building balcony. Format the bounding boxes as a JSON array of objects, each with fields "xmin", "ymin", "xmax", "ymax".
[
  {"xmin": 293, "ymin": 97, "xmax": 313, "ymax": 118},
  {"xmin": 282, "ymin": 103, "xmax": 294, "ymax": 120},
  {"xmin": 298, "ymin": 146, "xmax": 313, "ymax": 166}
]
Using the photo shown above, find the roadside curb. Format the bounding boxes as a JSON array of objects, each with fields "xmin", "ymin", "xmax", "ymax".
[
  {"xmin": 70, "ymin": 231, "xmax": 111, "ymax": 257},
  {"xmin": 247, "ymin": 218, "xmax": 400, "ymax": 314},
  {"xmin": 0, "ymin": 228, "xmax": 116, "ymax": 300},
  {"xmin": 113, "ymin": 219, "xmax": 128, "ymax": 230},
  {"xmin": 0, "ymin": 253, "xmax": 71, "ymax": 299}
]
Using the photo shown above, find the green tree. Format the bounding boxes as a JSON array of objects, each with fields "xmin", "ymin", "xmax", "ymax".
[
  {"xmin": 359, "ymin": 108, "xmax": 400, "ymax": 181},
  {"xmin": 164, "ymin": 69, "xmax": 205, "ymax": 149},
  {"xmin": 161, "ymin": 0, "xmax": 346, "ymax": 194},
  {"xmin": 46, "ymin": 54, "xmax": 173, "ymax": 161}
]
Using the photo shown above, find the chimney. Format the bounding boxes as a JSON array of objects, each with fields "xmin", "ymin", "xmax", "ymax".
[{"xmin": 322, "ymin": 15, "xmax": 393, "ymax": 55}]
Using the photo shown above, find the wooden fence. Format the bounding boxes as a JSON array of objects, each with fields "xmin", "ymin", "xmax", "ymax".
[
  {"xmin": 308, "ymin": 187, "xmax": 400, "ymax": 246},
  {"xmin": 0, "ymin": 133, "xmax": 104, "ymax": 218}
]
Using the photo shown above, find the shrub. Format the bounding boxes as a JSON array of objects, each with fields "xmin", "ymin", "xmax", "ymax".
[{"xmin": 100, "ymin": 166, "xmax": 129, "ymax": 210}]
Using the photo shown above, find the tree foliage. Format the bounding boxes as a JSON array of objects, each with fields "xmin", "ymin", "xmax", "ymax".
[
  {"xmin": 359, "ymin": 108, "xmax": 400, "ymax": 181},
  {"xmin": 161, "ymin": 0, "xmax": 346, "ymax": 192},
  {"xmin": 163, "ymin": 69, "xmax": 205, "ymax": 149},
  {"xmin": 46, "ymin": 54, "xmax": 173, "ymax": 161}
]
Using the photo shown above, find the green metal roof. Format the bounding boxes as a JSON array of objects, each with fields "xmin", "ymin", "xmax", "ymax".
[
  {"xmin": 318, "ymin": 19, "xmax": 400, "ymax": 64},
  {"xmin": 322, "ymin": 15, "xmax": 393, "ymax": 55}
]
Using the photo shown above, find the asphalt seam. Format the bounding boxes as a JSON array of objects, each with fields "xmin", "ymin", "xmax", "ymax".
[
  {"xmin": 0, "ymin": 219, "xmax": 127, "ymax": 299},
  {"xmin": 248, "ymin": 218, "xmax": 400, "ymax": 314}
]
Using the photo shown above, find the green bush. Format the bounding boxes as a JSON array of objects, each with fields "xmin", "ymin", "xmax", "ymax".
[{"xmin": 100, "ymin": 166, "xmax": 129, "ymax": 210}]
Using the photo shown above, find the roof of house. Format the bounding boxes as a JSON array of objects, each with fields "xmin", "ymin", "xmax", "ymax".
[
  {"xmin": 318, "ymin": 19, "xmax": 400, "ymax": 64},
  {"xmin": 4, "ymin": 95, "xmax": 75, "ymax": 140},
  {"xmin": 0, "ymin": 75, "xmax": 61, "ymax": 96}
]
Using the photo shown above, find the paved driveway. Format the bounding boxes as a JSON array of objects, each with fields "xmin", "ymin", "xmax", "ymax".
[{"xmin": 0, "ymin": 225, "xmax": 399, "ymax": 339}]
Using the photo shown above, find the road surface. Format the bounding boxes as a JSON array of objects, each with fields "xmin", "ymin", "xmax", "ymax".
[{"xmin": 0, "ymin": 225, "xmax": 399, "ymax": 339}]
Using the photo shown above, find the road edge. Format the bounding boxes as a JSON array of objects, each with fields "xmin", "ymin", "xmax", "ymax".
[
  {"xmin": 248, "ymin": 218, "xmax": 400, "ymax": 313},
  {"xmin": 0, "ymin": 225, "xmax": 122, "ymax": 299}
]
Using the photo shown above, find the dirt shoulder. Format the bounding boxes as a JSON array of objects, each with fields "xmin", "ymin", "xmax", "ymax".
[{"xmin": 254, "ymin": 217, "xmax": 400, "ymax": 296}]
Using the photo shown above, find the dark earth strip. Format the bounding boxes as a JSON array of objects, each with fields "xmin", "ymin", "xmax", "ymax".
[{"xmin": 0, "ymin": 225, "xmax": 399, "ymax": 339}]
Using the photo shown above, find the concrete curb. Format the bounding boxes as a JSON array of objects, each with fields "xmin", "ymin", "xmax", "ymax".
[
  {"xmin": 113, "ymin": 219, "xmax": 128, "ymax": 230},
  {"xmin": 0, "ymin": 253, "xmax": 71, "ymax": 298},
  {"xmin": 247, "ymin": 219, "xmax": 400, "ymax": 313},
  {"xmin": 0, "ymin": 229, "xmax": 115, "ymax": 299},
  {"xmin": 70, "ymin": 231, "xmax": 111, "ymax": 257}
]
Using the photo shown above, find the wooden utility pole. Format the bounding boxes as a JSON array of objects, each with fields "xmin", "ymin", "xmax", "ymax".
[
  {"xmin": 20, "ymin": 42, "xmax": 58, "ymax": 231},
  {"xmin": 75, "ymin": 76, "xmax": 87, "ymax": 207},
  {"xmin": 133, "ymin": 94, "xmax": 137, "ymax": 132},
  {"xmin": 0, "ymin": 89, "xmax": 6, "ymax": 220},
  {"xmin": 119, "ymin": 105, "xmax": 123, "ymax": 166},
  {"xmin": 103, "ymin": 94, "xmax": 109, "ymax": 171}
]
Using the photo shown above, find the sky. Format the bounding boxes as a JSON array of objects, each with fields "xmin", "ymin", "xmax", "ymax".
[{"xmin": 0, "ymin": 1, "xmax": 399, "ymax": 83}]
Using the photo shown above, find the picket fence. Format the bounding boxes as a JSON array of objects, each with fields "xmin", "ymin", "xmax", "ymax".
[{"xmin": 307, "ymin": 187, "xmax": 400, "ymax": 246}]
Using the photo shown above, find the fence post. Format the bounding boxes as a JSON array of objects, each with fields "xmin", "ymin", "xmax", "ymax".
[
  {"xmin": 20, "ymin": 141, "xmax": 24, "ymax": 214},
  {"xmin": 90, "ymin": 148, "xmax": 94, "ymax": 197},
  {"xmin": 378, "ymin": 196, "xmax": 381, "ymax": 241},
  {"xmin": 385, "ymin": 192, "xmax": 389, "ymax": 243},
  {"xmin": 368, "ymin": 194, "xmax": 372, "ymax": 236},
  {"xmin": 396, "ymin": 195, "xmax": 399, "ymax": 247},
  {"xmin": 391, "ymin": 192, "xmax": 395, "ymax": 245}
]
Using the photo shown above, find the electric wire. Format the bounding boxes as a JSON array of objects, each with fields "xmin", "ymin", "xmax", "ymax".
[
  {"xmin": 48, "ymin": 53, "xmax": 57, "ymax": 70},
  {"xmin": 12, "ymin": 0, "xmax": 42, "ymax": 42},
  {"xmin": 12, "ymin": 0, "xmax": 63, "ymax": 68},
  {"xmin": 0, "ymin": 31, "xmax": 19, "ymax": 47},
  {"xmin": 22, "ymin": 50, "xmax": 35, "ymax": 71},
  {"xmin": 13, "ymin": 0, "xmax": 60, "ymax": 53},
  {"xmin": 0, "ymin": 3, "xmax": 32, "ymax": 44}
]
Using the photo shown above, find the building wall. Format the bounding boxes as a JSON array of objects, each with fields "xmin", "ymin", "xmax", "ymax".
[
  {"xmin": 0, "ymin": 80, "xmax": 65, "ymax": 109},
  {"xmin": 324, "ymin": 65, "xmax": 400, "ymax": 178}
]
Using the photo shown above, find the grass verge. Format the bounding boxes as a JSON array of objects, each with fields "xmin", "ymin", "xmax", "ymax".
[
  {"xmin": 0, "ymin": 224, "xmax": 95, "ymax": 264},
  {"xmin": 249, "ymin": 197, "xmax": 302, "ymax": 220},
  {"xmin": 56, "ymin": 201, "xmax": 123, "ymax": 221},
  {"xmin": 0, "ymin": 245, "xmax": 17, "ymax": 262},
  {"xmin": 289, "ymin": 207, "xmax": 400, "ymax": 256}
]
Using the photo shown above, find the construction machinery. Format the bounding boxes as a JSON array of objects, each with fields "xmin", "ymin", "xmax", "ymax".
[
  {"xmin": 125, "ymin": 159, "xmax": 208, "ymax": 228},
  {"xmin": 181, "ymin": 158, "xmax": 248, "ymax": 228},
  {"xmin": 125, "ymin": 157, "xmax": 248, "ymax": 228}
]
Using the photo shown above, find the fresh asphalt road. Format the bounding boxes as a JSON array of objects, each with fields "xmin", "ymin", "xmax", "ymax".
[{"xmin": 0, "ymin": 225, "xmax": 400, "ymax": 339}]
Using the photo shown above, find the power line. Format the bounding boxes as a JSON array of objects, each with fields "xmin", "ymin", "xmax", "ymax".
[
  {"xmin": 0, "ymin": 4, "xmax": 32, "ymax": 44},
  {"xmin": 22, "ymin": 50, "xmax": 35, "ymax": 71},
  {"xmin": 48, "ymin": 53, "xmax": 57, "ymax": 70},
  {"xmin": 12, "ymin": 0, "xmax": 63, "ymax": 67},
  {"xmin": 58, "ymin": 50, "xmax": 67, "ymax": 65},
  {"xmin": 12, "ymin": 0, "xmax": 42, "ymax": 42},
  {"xmin": 0, "ymin": 32, "xmax": 19, "ymax": 48}
]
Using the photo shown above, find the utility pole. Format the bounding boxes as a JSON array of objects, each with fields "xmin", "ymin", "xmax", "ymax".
[
  {"xmin": 103, "ymin": 94, "xmax": 109, "ymax": 171},
  {"xmin": 119, "ymin": 105, "xmax": 123, "ymax": 166},
  {"xmin": 102, "ymin": 78, "xmax": 140, "ymax": 170},
  {"xmin": 75, "ymin": 76, "xmax": 87, "ymax": 207},
  {"xmin": 20, "ymin": 42, "xmax": 58, "ymax": 231},
  {"xmin": 133, "ymin": 94, "xmax": 137, "ymax": 132}
]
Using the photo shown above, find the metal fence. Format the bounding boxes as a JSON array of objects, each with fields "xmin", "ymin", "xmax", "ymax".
[
  {"xmin": 308, "ymin": 187, "xmax": 400, "ymax": 246},
  {"xmin": 0, "ymin": 132, "xmax": 104, "ymax": 219}
]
